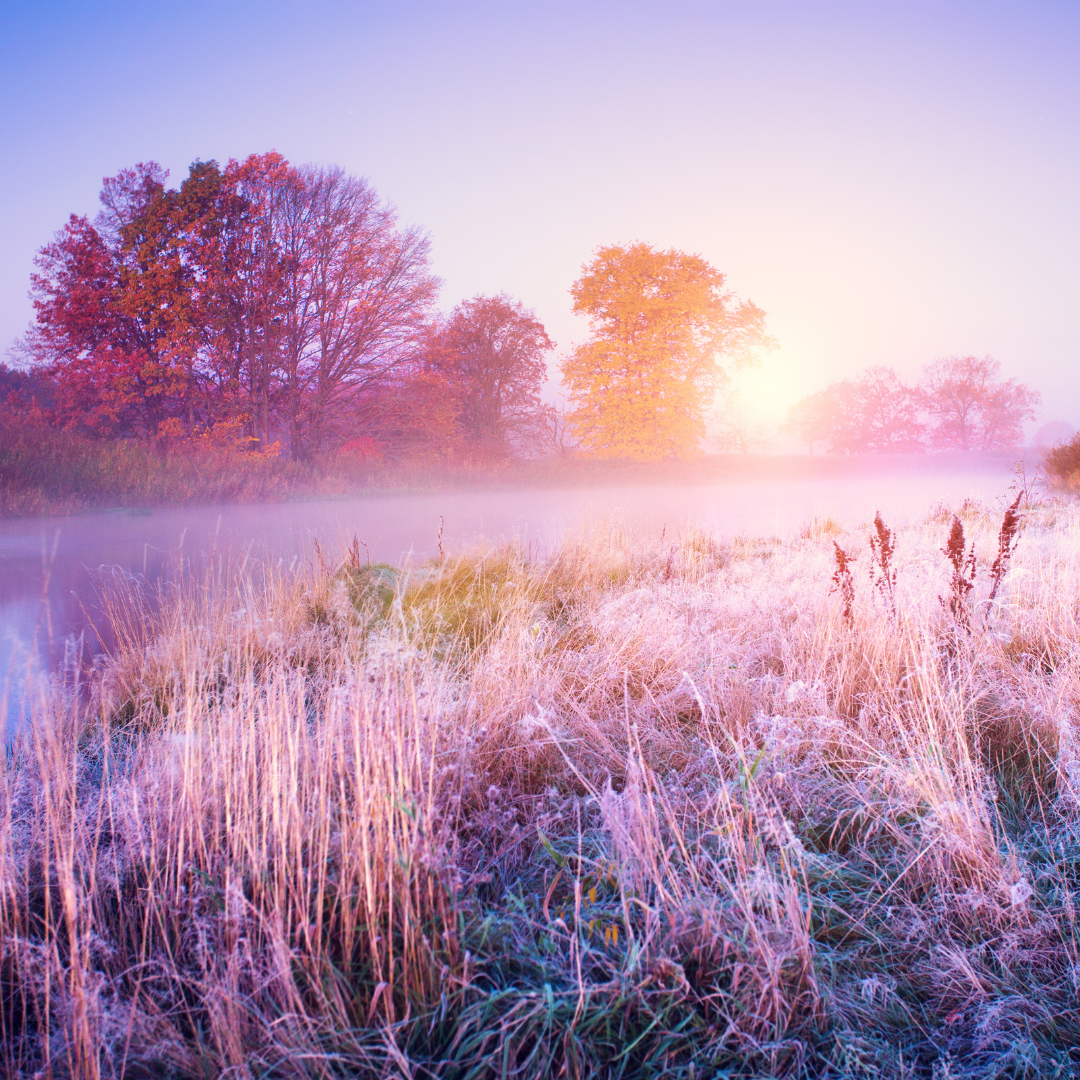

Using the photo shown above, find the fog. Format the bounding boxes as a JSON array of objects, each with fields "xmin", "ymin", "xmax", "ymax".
[{"xmin": 1, "ymin": 459, "xmax": 1026, "ymax": 724}]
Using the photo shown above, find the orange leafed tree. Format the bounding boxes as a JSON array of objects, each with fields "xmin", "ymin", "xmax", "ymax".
[{"xmin": 560, "ymin": 243, "xmax": 771, "ymax": 459}]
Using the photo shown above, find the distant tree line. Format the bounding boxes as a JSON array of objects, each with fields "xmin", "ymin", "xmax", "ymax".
[
  {"xmin": 784, "ymin": 356, "xmax": 1039, "ymax": 453},
  {"xmin": 15, "ymin": 154, "xmax": 555, "ymax": 464},
  {"xmin": 12, "ymin": 155, "xmax": 774, "ymax": 464},
  {"xmin": 8, "ymin": 152, "xmax": 1042, "ymax": 465}
]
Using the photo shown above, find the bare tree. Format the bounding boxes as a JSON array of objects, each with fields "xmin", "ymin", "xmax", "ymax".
[
  {"xmin": 546, "ymin": 404, "xmax": 577, "ymax": 458},
  {"xmin": 708, "ymin": 386, "xmax": 771, "ymax": 453},
  {"xmin": 278, "ymin": 166, "xmax": 439, "ymax": 460}
]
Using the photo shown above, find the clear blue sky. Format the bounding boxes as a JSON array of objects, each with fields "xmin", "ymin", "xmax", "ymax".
[{"xmin": 2, "ymin": 0, "xmax": 1078, "ymax": 426}]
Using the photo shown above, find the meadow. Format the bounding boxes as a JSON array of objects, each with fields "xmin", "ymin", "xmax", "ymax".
[{"xmin": 2, "ymin": 492, "xmax": 1078, "ymax": 1078}]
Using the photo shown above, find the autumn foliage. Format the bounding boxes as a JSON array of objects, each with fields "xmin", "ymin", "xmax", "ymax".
[
  {"xmin": 17, "ymin": 155, "xmax": 558, "ymax": 471},
  {"xmin": 11, "ymin": 156, "xmax": 1047, "ymax": 487},
  {"xmin": 422, "ymin": 294, "xmax": 555, "ymax": 461},
  {"xmin": 560, "ymin": 243, "xmax": 771, "ymax": 460}
]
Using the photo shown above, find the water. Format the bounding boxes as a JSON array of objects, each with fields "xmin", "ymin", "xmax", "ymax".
[{"xmin": 0, "ymin": 461, "xmax": 1022, "ymax": 720}]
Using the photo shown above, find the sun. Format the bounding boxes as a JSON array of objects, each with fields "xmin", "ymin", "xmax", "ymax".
[{"xmin": 726, "ymin": 359, "xmax": 805, "ymax": 427}]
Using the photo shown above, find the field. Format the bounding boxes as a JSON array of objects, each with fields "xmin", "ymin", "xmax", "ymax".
[{"xmin": 3, "ymin": 493, "xmax": 1079, "ymax": 1078}]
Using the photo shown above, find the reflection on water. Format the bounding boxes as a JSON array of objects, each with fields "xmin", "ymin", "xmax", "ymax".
[{"xmin": 1, "ymin": 463, "xmax": 1022, "ymax": 724}]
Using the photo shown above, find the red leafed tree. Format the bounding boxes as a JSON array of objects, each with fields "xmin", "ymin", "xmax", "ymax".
[
  {"xmin": 424, "ymin": 294, "xmax": 554, "ymax": 460},
  {"xmin": 23, "ymin": 154, "xmax": 439, "ymax": 458},
  {"xmin": 27, "ymin": 162, "xmax": 203, "ymax": 436},
  {"xmin": 182, "ymin": 153, "xmax": 294, "ymax": 449},
  {"xmin": 784, "ymin": 367, "xmax": 923, "ymax": 453},
  {"xmin": 918, "ymin": 355, "xmax": 1039, "ymax": 450},
  {"xmin": 26, "ymin": 214, "xmax": 120, "ymax": 431}
]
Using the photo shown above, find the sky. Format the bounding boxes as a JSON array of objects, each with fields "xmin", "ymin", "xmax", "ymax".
[{"xmin": 2, "ymin": 0, "xmax": 1078, "ymax": 433}]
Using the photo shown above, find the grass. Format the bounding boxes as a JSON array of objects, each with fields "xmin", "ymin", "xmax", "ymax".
[
  {"xmin": 0, "ymin": 420, "xmax": 309, "ymax": 516},
  {"xmin": 3, "ymin": 493, "xmax": 1080, "ymax": 1077},
  {"xmin": 1, "ymin": 415, "xmax": 1036, "ymax": 519}
]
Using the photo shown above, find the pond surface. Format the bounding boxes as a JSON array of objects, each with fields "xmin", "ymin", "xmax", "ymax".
[{"xmin": 0, "ymin": 461, "xmax": 1023, "ymax": 723}]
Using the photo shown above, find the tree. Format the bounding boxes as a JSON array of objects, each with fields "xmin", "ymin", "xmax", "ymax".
[
  {"xmin": 105, "ymin": 163, "xmax": 207, "ymax": 433},
  {"xmin": 23, "ymin": 154, "xmax": 438, "ymax": 458},
  {"xmin": 180, "ymin": 157, "xmax": 437, "ymax": 459},
  {"xmin": 26, "ymin": 212, "xmax": 122, "ymax": 432},
  {"xmin": 198, "ymin": 153, "xmax": 293, "ymax": 451},
  {"xmin": 841, "ymin": 367, "xmax": 924, "ymax": 452},
  {"xmin": 425, "ymin": 294, "xmax": 554, "ymax": 460},
  {"xmin": 560, "ymin": 243, "xmax": 770, "ymax": 459},
  {"xmin": 1033, "ymin": 420, "xmax": 1074, "ymax": 448},
  {"xmin": 545, "ymin": 405, "xmax": 577, "ymax": 458},
  {"xmin": 278, "ymin": 164, "xmax": 438, "ymax": 460},
  {"xmin": 784, "ymin": 367, "xmax": 923, "ymax": 454},
  {"xmin": 0, "ymin": 362, "xmax": 54, "ymax": 418},
  {"xmin": 783, "ymin": 386, "xmax": 842, "ymax": 454},
  {"xmin": 25, "ymin": 163, "xmax": 197, "ymax": 437},
  {"xmin": 353, "ymin": 367, "xmax": 462, "ymax": 463},
  {"xmin": 917, "ymin": 355, "xmax": 1039, "ymax": 450}
]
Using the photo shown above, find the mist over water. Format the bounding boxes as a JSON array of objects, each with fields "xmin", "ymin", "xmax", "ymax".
[{"xmin": 0, "ymin": 460, "xmax": 1025, "ymax": 724}]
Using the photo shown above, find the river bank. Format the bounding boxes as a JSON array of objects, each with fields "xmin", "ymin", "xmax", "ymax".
[
  {"xmin": 3, "ymin": 497, "xmax": 1078, "ymax": 1077},
  {"xmin": 0, "ymin": 417, "xmax": 1037, "ymax": 520}
]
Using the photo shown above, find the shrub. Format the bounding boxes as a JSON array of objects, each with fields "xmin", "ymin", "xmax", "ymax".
[{"xmin": 1042, "ymin": 431, "xmax": 1080, "ymax": 489}]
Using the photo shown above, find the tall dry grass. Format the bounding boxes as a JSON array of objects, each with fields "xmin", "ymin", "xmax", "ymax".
[
  {"xmin": 0, "ymin": 421, "xmax": 310, "ymax": 517},
  {"xmin": 4, "ymin": 413, "xmax": 1030, "ymax": 521},
  {"xmin": 0, "ymin": 418, "xmax": 680, "ymax": 517},
  {"xmin": 3, "ymin": 494, "xmax": 1080, "ymax": 1077}
]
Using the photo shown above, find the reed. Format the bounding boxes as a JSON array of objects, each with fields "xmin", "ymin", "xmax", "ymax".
[
  {"xmin": 0, "ymin": 420, "xmax": 308, "ymax": 516},
  {"xmin": 3, "ymin": 496, "xmax": 1079, "ymax": 1077},
  {"xmin": 868, "ymin": 511, "xmax": 897, "ymax": 615}
]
